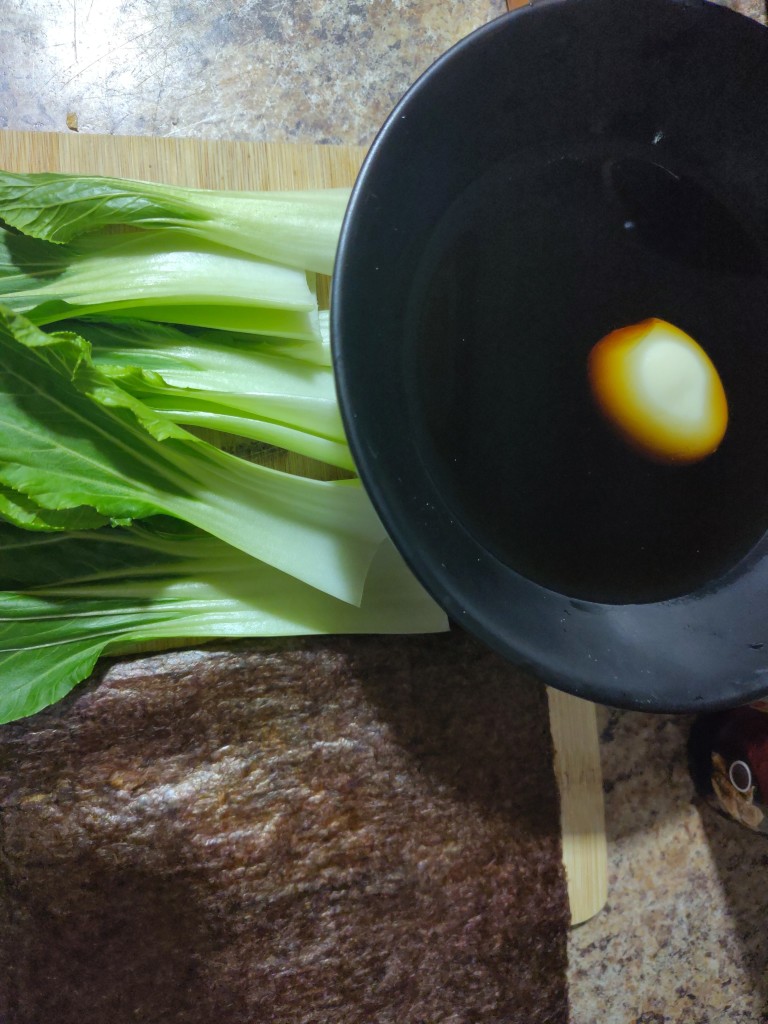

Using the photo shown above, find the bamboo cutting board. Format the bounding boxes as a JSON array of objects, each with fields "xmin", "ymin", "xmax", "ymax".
[{"xmin": 0, "ymin": 128, "xmax": 607, "ymax": 926}]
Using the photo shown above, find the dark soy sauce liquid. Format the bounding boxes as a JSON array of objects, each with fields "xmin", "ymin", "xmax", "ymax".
[{"xmin": 408, "ymin": 152, "xmax": 768, "ymax": 603}]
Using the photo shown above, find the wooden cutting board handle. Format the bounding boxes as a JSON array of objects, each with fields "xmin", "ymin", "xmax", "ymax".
[{"xmin": 547, "ymin": 689, "xmax": 608, "ymax": 925}]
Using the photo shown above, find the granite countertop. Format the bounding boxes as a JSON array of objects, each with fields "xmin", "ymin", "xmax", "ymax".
[{"xmin": 2, "ymin": 0, "xmax": 768, "ymax": 1021}]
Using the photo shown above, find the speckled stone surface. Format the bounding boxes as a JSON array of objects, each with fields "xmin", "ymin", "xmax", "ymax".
[
  {"xmin": 713, "ymin": 0, "xmax": 767, "ymax": 21},
  {"xmin": 0, "ymin": 0, "xmax": 505, "ymax": 143},
  {"xmin": 1, "ymin": 1, "xmax": 768, "ymax": 1022},
  {"xmin": 568, "ymin": 708, "xmax": 768, "ymax": 1023}
]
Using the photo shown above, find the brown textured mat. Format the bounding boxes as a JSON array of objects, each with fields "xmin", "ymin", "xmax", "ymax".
[{"xmin": 0, "ymin": 631, "xmax": 568, "ymax": 1024}]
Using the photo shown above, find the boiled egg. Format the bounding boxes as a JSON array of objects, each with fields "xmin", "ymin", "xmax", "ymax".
[{"xmin": 588, "ymin": 317, "xmax": 728, "ymax": 464}]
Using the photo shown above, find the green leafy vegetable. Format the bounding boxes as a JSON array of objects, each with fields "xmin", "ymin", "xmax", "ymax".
[
  {"xmin": 0, "ymin": 481, "xmax": 108, "ymax": 531},
  {"xmin": 0, "ymin": 309, "xmax": 384, "ymax": 603},
  {"xmin": 68, "ymin": 318, "xmax": 353, "ymax": 469},
  {"xmin": 0, "ymin": 170, "xmax": 349, "ymax": 275},
  {"xmin": 0, "ymin": 227, "xmax": 326, "ymax": 353},
  {"xmin": 0, "ymin": 170, "xmax": 449, "ymax": 725},
  {"xmin": 0, "ymin": 518, "xmax": 447, "ymax": 724}
]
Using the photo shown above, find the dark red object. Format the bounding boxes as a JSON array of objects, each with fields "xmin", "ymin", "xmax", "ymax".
[{"xmin": 690, "ymin": 704, "xmax": 768, "ymax": 833}]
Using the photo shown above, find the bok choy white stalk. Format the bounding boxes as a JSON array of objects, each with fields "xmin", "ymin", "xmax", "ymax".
[
  {"xmin": 0, "ymin": 227, "xmax": 326, "ymax": 353},
  {"xmin": 69, "ymin": 318, "xmax": 353, "ymax": 469}
]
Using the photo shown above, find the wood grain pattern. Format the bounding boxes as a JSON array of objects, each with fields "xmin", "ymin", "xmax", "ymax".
[
  {"xmin": 0, "ymin": 126, "xmax": 606, "ymax": 926},
  {"xmin": 0, "ymin": 130, "xmax": 363, "ymax": 190},
  {"xmin": 548, "ymin": 689, "xmax": 608, "ymax": 924}
]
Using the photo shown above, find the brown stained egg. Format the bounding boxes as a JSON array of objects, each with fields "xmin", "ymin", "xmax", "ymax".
[{"xmin": 588, "ymin": 317, "xmax": 728, "ymax": 464}]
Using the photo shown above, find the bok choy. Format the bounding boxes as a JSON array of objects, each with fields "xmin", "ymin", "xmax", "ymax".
[
  {"xmin": 0, "ymin": 171, "xmax": 349, "ymax": 274},
  {"xmin": 0, "ymin": 309, "xmax": 383, "ymax": 604},
  {"xmin": 0, "ymin": 226, "xmax": 326, "ymax": 353},
  {"xmin": 70, "ymin": 317, "xmax": 353, "ymax": 469},
  {"xmin": 0, "ymin": 168, "xmax": 448, "ymax": 725},
  {"xmin": 0, "ymin": 519, "xmax": 446, "ymax": 724}
]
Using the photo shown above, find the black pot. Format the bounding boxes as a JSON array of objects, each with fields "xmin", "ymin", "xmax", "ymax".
[{"xmin": 332, "ymin": 0, "xmax": 768, "ymax": 712}]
